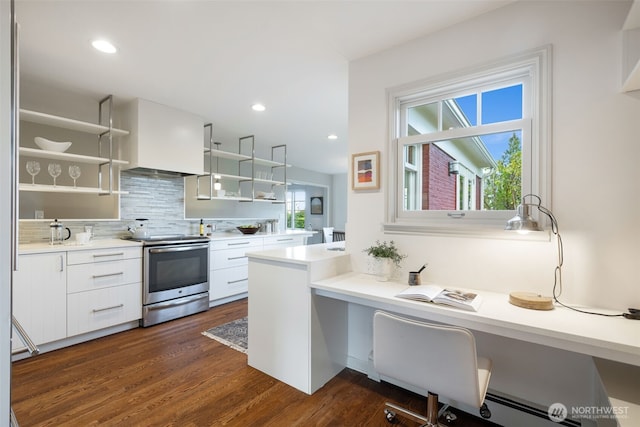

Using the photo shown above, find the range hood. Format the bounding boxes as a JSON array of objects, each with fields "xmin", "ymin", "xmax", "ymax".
[{"xmin": 118, "ymin": 98, "xmax": 204, "ymax": 176}]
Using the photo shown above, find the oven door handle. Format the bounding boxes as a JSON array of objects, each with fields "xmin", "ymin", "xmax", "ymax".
[
  {"xmin": 148, "ymin": 243, "xmax": 210, "ymax": 254},
  {"xmin": 146, "ymin": 293, "xmax": 208, "ymax": 310}
]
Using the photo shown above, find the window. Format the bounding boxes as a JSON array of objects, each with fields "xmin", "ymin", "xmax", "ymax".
[
  {"xmin": 386, "ymin": 47, "xmax": 551, "ymax": 234},
  {"xmin": 286, "ymin": 189, "xmax": 306, "ymax": 229}
]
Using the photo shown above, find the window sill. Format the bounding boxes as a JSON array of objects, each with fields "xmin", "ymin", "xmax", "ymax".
[{"xmin": 382, "ymin": 221, "xmax": 551, "ymax": 241}]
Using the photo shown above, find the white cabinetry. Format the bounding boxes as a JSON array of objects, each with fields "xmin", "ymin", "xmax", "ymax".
[
  {"xmin": 262, "ymin": 235, "xmax": 305, "ymax": 250},
  {"xmin": 66, "ymin": 247, "xmax": 142, "ymax": 336},
  {"xmin": 247, "ymin": 246, "xmax": 351, "ymax": 394},
  {"xmin": 209, "ymin": 234, "xmax": 308, "ymax": 305},
  {"xmin": 12, "ymin": 252, "xmax": 67, "ymax": 352},
  {"xmin": 209, "ymin": 238, "xmax": 262, "ymax": 304},
  {"xmin": 120, "ymin": 98, "xmax": 204, "ymax": 175}
]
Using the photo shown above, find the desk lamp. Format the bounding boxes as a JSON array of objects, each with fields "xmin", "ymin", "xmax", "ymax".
[
  {"xmin": 505, "ymin": 194, "xmax": 560, "ymax": 310},
  {"xmin": 506, "ymin": 194, "xmax": 634, "ymax": 318}
]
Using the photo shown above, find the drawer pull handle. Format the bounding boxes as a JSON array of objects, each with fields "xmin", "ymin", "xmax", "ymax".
[
  {"xmin": 277, "ymin": 238, "xmax": 293, "ymax": 242},
  {"xmin": 93, "ymin": 252, "xmax": 125, "ymax": 258},
  {"xmin": 227, "ymin": 242, "xmax": 251, "ymax": 246},
  {"xmin": 92, "ymin": 304, "xmax": 124, "ymax": 313},
  {"xmin": 227, "ymin": 278, "xmax": 248, "ymax": 285},
  {"xmin": 92, "ymin": 272, "xmax": 124, "ymax": 279},
  {"xmin": 227, "ymin": 256, "xmax": 248, "ymax": 261}
]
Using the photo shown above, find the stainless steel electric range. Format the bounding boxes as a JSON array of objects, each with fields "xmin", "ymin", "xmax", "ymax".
[{"xmin": 129, "ymin": 235, "xmax": 210, "ymax": 327}]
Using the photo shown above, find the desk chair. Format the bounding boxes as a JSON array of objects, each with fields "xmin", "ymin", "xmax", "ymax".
[
  {"xmin": 332, "ymin": 230, "xmax": 345, "ymax": 241},
  {"xmin": 373, "ymin": 311, "xmax": 492, "ymax": 426},
  {"xmin": 322, "ymin": 227, "xmax": 334, "ymax": 243}
]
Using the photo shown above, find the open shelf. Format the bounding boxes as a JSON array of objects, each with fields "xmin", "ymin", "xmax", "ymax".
[
  {"xmin": 19, "ymin": 147, "xmax": 129, "ymax": 166},
  {"xmin": 19, "ymin": 183, "xmax": 129, "ymax": 194},
  {"xmin": 20, "ymin": 109, "xmax": 130, "ymax": 137},
  {"xmin": 204, "ymin": 147, "xmax": 291, "ymax": 168}
]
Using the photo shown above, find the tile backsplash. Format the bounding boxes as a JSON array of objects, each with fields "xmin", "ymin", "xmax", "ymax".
[{"xmin": 19, "ymin": 170, "xmax": 278, "ymax": 243}]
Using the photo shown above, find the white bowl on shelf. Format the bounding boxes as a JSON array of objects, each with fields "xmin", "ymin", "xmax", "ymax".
[{"xmin": 34, "ymin": 137, "xmax": 72, "ymax": 153}]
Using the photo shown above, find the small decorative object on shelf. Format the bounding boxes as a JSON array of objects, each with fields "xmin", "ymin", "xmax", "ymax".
[
  {"xmin": 47, "ymin": 163, "xmax": 61, "ymax": 187},
  {"xmin": 34, "ymin": 136, "xmax": 72, "ymax": 153},
  {"xmin": 68, "ymin": 165, "xmax": 81, "ymax": 188},
  {"xmin": 26, "ymin": 160, "xmax": 40, "ymax": 184},
  {"xmin": 363, "ymin": 240, "xmax": 407, "ymax": 281}
]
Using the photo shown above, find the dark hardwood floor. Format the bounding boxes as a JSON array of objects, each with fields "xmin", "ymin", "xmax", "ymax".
[{"xmin": 12, "ymin": 299, "xmax": 500, "ymax": 426}]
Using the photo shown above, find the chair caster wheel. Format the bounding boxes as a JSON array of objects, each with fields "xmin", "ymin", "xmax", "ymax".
[
  {"xmin": 443, "ymin": 410, "xmax": 457, "ymax": 422},
  {"xmin": 384, "ymin": 408, "xmax": 397, "ymax": 423},
  {"xmin": 479, "ymin": 403, "xmax": 492, "ymax": 419}
]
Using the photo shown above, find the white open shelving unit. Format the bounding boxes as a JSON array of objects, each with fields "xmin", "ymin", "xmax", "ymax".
[
  {"xmin": 196, "ymin": 125, "xmax": 288, "ymax": 202},
  {"xmin": 19, "ymin": 95, "xmax": 130, "ymax": 195}
]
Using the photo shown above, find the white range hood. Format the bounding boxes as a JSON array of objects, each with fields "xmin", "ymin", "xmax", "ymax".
[{"xmin": 119, "ymin": 98, "xmax": 204, "ymax": 176}]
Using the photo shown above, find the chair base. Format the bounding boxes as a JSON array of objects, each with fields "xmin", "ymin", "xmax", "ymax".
[
  {"xmin": 383, "ymin": 392, "xmax": 490, "ymax": 426},
  {"xmin": 383, "ymin": 392, "xmax": 450, "ymax": 427}
]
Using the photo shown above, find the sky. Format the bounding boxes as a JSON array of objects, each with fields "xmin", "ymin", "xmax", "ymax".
[{"xmin": 456, "ymin": 84, "xmax": 523, "ymax": 160}]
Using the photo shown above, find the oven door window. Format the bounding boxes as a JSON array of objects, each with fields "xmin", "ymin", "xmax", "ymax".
[{"xmin": 148, "ymin": 246, "xmax": 208, "ymax": 293}]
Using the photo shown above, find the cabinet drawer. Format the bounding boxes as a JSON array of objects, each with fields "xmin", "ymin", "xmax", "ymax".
[
  {"xmin": 67, "ymin": 258, "xmax": 142, "ymax": 293},
  {"xmin": 210, "ymin": 266, "xmax": 248, "ymax": 300},
  {"xmin": 210, "ymin": 238, "xmax": 262, "ymax": 251},
  {"xmin": 262, "ymin": 236, "xmax": 304, "ymax": 249},
  {"xmin": 67, "ymin": 282, "xmax": 142, "ymax": 336},
  {"xmin": 211, "ymin": 247, "xmax": 254, "ymax": 269},
  {"xmin": 67, "ymin": 246, "xmax": 141, "ymax": 265}
]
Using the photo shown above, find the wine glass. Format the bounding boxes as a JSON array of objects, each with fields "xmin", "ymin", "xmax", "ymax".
[
  {"xmin": 68, "ymin": 165, "xmax": 81, "ymax": 188},
  {"xmin": 26, "ymin": 161, "xmax": 40, "ymax": 185},
  {"xmin": 48, "ymin": 163, "xmax": 61, "ymax": 187}
]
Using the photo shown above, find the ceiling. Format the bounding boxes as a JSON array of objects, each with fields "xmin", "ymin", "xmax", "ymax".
[{"xmin": 15, "ymin": 0, "xmax": 513, "ymax": 175}]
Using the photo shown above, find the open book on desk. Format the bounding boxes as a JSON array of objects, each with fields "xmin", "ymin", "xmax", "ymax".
[{"xmin": 395, "ymin": 284, "xmax": 482, "ymax": 312}]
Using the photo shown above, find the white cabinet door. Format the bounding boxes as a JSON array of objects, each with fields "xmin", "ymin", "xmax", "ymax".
[
  {"xmin": 209, "ymin": 238, "xmax": 261, "ymax": 302},
  {"xmin": 67, "ymin": 283, "xmax": 142, "ymax": 337},
  {"xmin": 67, "ymin": 258, "xmax": 142, "ymax": 293},
  {"xmin": 12, "ymin": 253, "xmax": 67, "ymax": 350},
  {"xmin": 262, "ymin": 235, "xmax": 304, "ymax": 250},
  {"xmin": 210, "ymin": 266, "xmax": 249, "ymax": 300}
]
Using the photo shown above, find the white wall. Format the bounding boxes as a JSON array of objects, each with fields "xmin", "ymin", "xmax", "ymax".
[
  {"xmin": 347, "ymin": 0, "xmax": 640, "ymax": 311},
  {"xmin": 332, "ymin": 173, "xmax": 348, "ymax": 231},
  {"xmin": 0, "ymin": 0, "xmax": 13, "ymax": 421}
]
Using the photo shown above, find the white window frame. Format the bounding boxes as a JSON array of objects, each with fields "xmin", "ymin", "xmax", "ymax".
[{"xmin": 384, "ymin": 46, "xmax": 552, "ymax": 237}]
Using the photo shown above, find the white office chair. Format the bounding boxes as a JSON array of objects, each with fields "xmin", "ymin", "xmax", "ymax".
[
  {"xmin": 322, "ymin": 227, "xmax": 334, "ymax": 243},
  {"xmin": 373, "ymin": 311, "xmax": 492, "ymax": 426}
]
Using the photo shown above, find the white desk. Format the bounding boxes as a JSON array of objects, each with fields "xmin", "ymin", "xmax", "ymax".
[
  {"xmin": 246, "ymin": 246, "xmax": 640, "ymax": 425},
  {"xmin": 311, "ymin": 272, "xmax": 640, "ymax": 426},
  {"xmin": 311, "ymin": 272, "xmax": 640, "ymax": 367}
]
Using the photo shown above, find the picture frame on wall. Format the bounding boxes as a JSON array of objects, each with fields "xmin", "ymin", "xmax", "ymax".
[
  {"xmin": 310, "ymin": 197, "xmax": 323, "ymax": 215},
  {"xmin": 352, "ymin": 151, "xmax": 380, "ymax": 190}
]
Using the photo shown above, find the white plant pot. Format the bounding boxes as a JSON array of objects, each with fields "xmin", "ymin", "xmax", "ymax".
[{"xmin": 369, "ymin": 257, "xmax": 394, "ymax": 282}]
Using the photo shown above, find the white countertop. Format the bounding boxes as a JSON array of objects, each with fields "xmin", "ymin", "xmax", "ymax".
[
  {"xmin": 207, "ymin": 229, "xmax": 314, "ymax": 241},
  {"xmin": 19, "ymin": 238, "xmax": 143, "ymax": 254},
  {"xmin": 18, "ymin": 230, "xmax": 314, "ymax": 254},
  {"xmin": 247, "ymin": 241, "xmax": 347, "ymax": 265},
  {"xmin": 311, "ymin": 272, "xmax": 640, "ymax": 367}
]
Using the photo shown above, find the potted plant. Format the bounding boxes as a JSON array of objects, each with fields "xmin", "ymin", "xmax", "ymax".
[{"xmin": 363, "ymin": 240, "xmax": 407, "ymax": 281}]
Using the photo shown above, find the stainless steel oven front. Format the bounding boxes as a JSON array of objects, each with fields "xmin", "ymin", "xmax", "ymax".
[{"xmin": 142, "ymin": 240, "xmax": 210, "ymax": 327}]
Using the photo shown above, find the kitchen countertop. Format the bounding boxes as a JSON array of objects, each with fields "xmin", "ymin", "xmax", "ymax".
[
  {"xmin": 19, "ymin": 238, "xmax": 143, "ymax": 255},
  {"xmin": 206, "ymin": 229, "xmax": 314, "ymax": 241},
  {"xmin": 247, "ymin": 241, "xmax": 347, "ymax": 266},
  {"xmin": 19, "ymin": 230, "xmax": 314, "ymax": 254}
]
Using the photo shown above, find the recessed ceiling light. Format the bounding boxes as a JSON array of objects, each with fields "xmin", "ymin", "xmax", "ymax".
[
  {"xmin": 251, "ymin": 103, "xmax": 266, "ymax": 112},
  {"xmin": 328, "ymin": 134, "xmax": 338, "ymax": 140},
  {"xmin": 92, "ymin": 39, "xmax": 117, "ymax": 54}
]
